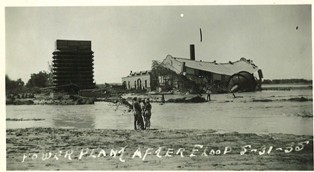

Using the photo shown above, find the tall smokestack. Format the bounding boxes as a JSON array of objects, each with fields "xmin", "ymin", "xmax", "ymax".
[{"xmin": 190, "ymin": 44, "xmax": 195, "ymax": 60}]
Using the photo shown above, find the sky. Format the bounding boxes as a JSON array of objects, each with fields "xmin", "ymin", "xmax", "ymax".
[{"xmin": 5, "ymin": 5, "xmax": 312, "ymax": 84}]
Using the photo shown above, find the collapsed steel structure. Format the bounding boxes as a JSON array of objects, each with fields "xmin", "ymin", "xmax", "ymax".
[{"xmin": 159, "ymin": 44, "xmax": 263, "ymax": 93}]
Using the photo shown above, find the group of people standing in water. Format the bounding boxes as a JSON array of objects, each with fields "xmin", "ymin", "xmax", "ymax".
[
  {"xmin": 130, "ymin": 89, "xmax": 211, "ymax": 130},
  {"xmin": 132, "ymin": 97, "xmax": 152, "ymax": 130}
]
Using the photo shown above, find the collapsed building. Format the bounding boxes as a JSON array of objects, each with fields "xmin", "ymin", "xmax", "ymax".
[
  {"xmin": 157, "ymin": 45, "xmax": 263, "ymax": 93},
  {"xmin": 52, "ymin": 40, "xmax": 95, "ymax": 92}
]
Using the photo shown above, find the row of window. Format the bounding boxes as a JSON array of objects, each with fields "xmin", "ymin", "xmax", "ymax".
[{"xmin": 127, "ymin": 79, "xmax": 148, "ymax": 89}]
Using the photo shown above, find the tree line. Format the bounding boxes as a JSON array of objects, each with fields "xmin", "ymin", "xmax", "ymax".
[
  {"xmin": 6, "ymin": 62, "xmax": 54, "ymax": 94},
  {"xmin": 6, "ymin": 71, "xmax": 53, "ymax": 95}
]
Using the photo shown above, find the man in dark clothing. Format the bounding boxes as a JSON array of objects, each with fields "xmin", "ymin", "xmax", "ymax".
[
  {"xmin": 161, "ymin": 94, "xmax": 165, "ymax": 104},
  {"xmin": 132, "ymin": 97, "xmax": 144, "ymax": 130},
  {"xmin": 143, "ymin": 98, "xmax": 152, "ymax": 129}
]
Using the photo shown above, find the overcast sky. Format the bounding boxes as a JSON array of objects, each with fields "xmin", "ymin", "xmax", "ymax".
[{"xmin": 5, "ymin": 5, "xmax": 312, "ymax": 83}]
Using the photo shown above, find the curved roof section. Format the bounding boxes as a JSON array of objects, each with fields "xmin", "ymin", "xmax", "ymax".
[{"xmin": 162, "ymin": 55, "xmax": 259, "ymax": 76}]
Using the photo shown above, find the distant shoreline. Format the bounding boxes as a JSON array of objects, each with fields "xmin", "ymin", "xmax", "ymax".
[
  {"xmin": 261, "ymin": 83, "xmax": 312, "ymax": 91},
  {"xmin": 262, "ymin": 79, "xmax": 312, "ymax": 85}
]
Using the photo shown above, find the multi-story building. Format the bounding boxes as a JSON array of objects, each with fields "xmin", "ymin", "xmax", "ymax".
[{"xmin": 52, "ymin": 40, "xmax": 95, "ymax": 90}]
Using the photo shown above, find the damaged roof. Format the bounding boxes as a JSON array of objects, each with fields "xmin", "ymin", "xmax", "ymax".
[
  {"xmin": 125, "ymin": 70, "xmax": 151, "ymax": 77},
  {"xmin": 162, "ymin": 55, "xmax": 259, "ymax": 76}
]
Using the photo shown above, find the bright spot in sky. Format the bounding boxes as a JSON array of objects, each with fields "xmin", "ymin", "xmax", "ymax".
[{"xmin": 180, "ymin": 13, "xmax": 184, "ymax": 18}]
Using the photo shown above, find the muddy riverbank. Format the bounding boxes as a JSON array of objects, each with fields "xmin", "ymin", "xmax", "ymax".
[{"xmin": 6, "ymin": 128, "xmax": 313, "ymax": 170}]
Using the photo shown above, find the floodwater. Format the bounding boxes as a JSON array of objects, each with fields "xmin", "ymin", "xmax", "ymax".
[{"xmin": 6, "ymin": 90, "xmax": 313, "ymax": 135}]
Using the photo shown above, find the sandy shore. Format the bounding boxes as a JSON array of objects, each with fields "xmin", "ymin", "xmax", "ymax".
[{"xmin": 6, "ymin": 128, "xmax": 313, "ymax": 170}]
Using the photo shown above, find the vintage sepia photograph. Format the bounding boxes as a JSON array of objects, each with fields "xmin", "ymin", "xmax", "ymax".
[{"xmin": 4, "ymin": 1, "xmax": 313, "ymax": 171}]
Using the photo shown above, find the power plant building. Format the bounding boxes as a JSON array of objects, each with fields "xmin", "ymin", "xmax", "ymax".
[
  {"xmin": 52, "ymin": 40, "xmax": 95, "ymax": 90},
  {"xmin": 159, "ymin": 45, "xmax": 263, "ymax": 92}
]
